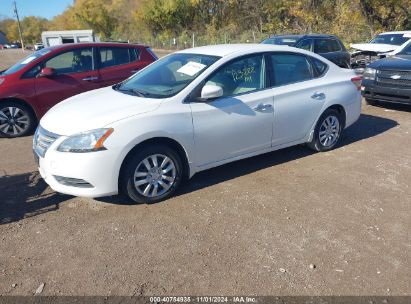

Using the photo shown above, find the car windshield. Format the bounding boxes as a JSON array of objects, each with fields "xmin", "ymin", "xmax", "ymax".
[
  {"xmin": 261, "ymin": 37, "xmax": 298, "ymax": 46},
  {"xmin": 370, "ymin": 34, "xmax": 410, "ymax": 46},
  {"xmin": 115, "ymin": 53, "xmax": 220, "ymax": 99},
  {"xmin": 397, "ymin": 41, "xmax": 411, "ymax": 55},
  {"xmin": 2, "ymin": 48, "xmax": 51, "ymax": 75}
]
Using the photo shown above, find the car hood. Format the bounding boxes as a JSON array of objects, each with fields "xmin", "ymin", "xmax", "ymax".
[
  {"xmin": 350, "ymin": 43, "xmax": 399, "ymax": 53},
  {"xmin": 40, "ymin": 86, "xmax": 163, "ymax": 136},
  {"xmin": 369, "ymin": 56, "xmax": 411, "ymax": 70}
]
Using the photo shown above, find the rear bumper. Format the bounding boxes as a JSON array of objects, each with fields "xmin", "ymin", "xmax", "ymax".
[{"xmin": 362, "ymin": 81, "xmax": 411, "ymax": 105}]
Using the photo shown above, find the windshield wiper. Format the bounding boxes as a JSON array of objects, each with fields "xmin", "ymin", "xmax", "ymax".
[
  {"xmin": 115, "ymin": 86, "xmax": 150, "ymax": 97},
  {"xmin": 132, "ymin": 88, "xmax": 150, "ymax": 97}
]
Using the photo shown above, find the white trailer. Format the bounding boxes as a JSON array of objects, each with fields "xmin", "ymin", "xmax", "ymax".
[{"xmin": 41, "ymin": 30, "xmax": 99, "ymax": 47}]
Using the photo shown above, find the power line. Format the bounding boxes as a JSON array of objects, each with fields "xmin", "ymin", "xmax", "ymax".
[{"xmin": 13, "ymin": 0, "xmax": 25, "ymax": 50}]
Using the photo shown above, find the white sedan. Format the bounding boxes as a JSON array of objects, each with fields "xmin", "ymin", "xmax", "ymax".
[{"xmin": 33, "ymin": 44, "xmax": 362, "ymax": 203}]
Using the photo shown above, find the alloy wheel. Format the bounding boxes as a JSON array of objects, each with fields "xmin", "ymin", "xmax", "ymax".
[
  {"xmin": 318, "ymin": 115, "xmax": 340, "ymax": 147},
  {"xmin": 0, "ymin": 106, "xmax": 30, "ymax": 136},
  {"xmin": 133, "ymin": 154, "xmax": 177, "ymax": 198}
]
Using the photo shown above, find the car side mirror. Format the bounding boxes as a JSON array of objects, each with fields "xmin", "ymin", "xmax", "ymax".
[
  {"xmin": 38, "ymin": 67, "xmax": 55, "ymax": 77},
  {"xmin": 200, "ymin": 84, "xmax": 223, "ymax": 100}
]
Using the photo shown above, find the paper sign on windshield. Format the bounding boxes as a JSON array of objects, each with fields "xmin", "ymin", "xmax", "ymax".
[
  {"xmin": 21, "ymin": 56, "xmax": 36, "ymax": 64},
  {"xmin": 177, "ymin": 61, "xmax": 206, "ymax": 76}
]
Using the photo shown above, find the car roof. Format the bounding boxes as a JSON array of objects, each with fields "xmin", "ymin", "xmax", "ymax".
[
  {"xmin": 269, "ymin": 34, "xmax": 339, "ymax": 39},
  {"xmin": 176, "ymin": 44, "xmax": 295, "ymax": 57},
  {"xmin": 45, "ymin": 42, "xmax": 148, "ymax": 52},
  {"xmin": 266, "ymin": 35, "xmax": 303, "ymax": 39},
  {"xmin": 379, "ymin": 31, "xmax": 411, "ymax": 35}
]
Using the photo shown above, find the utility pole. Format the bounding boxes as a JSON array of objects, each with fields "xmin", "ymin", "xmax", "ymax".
[{"xmin": 13, "ymin": 0, "xmax": 25, "ymax": 50}]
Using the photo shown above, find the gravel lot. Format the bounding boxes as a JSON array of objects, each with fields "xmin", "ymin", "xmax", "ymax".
[{"xmin": 0, "ymin": 49, "xmax": 410, "ymax": 296}]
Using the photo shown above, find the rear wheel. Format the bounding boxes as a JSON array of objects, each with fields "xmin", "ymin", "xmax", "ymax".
[
  {"xmin": 308, "ymin": 109, "xmax": 343, "ymax": 152},
  {"xmin": 120, "ymin": 145, "xmax": 183, "ymax": 204},
  {"xmin": 0, "ymin": 101, "xmax": 36, "ymax": 138}
]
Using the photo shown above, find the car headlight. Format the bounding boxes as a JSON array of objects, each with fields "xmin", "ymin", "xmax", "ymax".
[
  {"xmin": 57, "ymin": 128, "xmax": 113, "ymax": 153},
  {"xmin": 363, "ymin": 68, "xmax": 376, "ymax": 80}
]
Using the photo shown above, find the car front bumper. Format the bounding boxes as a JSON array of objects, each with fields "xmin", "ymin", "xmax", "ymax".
[
  {"xmin": 35, "ymin": 145, "xmax": 120, "ymax": 198},
  {"xmin": 362, "ymin": 81, "xmax": 411, "ymax": 105}
]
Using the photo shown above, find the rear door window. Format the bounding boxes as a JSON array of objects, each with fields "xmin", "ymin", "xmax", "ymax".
[
  {"xmin": 314, "ymin": 39, "xmax": 341, "ymax": 53},
  {"xmin": 99, "ymin": 47, "xmax": 140, "ymax": 68},
  {"xmin": 269, "ymin": 53, "xmax": 314, "ymax": 86}
]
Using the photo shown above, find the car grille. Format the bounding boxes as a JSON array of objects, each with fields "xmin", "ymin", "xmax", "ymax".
[
  {"xmin": 376, "ymin": 70, "xmax": 411, "ymax": 87},
  {"xmin": 33, "ymin": 126, "xmax": 60, "ymax": 158}
]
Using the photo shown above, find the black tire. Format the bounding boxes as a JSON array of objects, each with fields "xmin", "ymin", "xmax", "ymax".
[
  {"xmin": 119, "ymin": 144, "xmax": 184, "ymax": 204},
  {"xmin": 307, "ymin": 108, "xmax": 343, "ymax": 152},
  {"xmin": 0, "ymin": 101, "xmax": 36, "ymax": 138},
  {"xmin": 365, "ymin": 98, "xmax": 377, "ymax": 106}
]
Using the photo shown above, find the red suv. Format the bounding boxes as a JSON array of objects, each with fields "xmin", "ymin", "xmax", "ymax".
[{"xmin": 0, "ymin": 42, "xmax": 157, "ymax": 137}]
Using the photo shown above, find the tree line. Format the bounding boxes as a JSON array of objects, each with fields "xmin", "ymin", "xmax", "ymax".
[{"xmin": 1, "ymin": 0, "xmax": 410, "ymax": 48}]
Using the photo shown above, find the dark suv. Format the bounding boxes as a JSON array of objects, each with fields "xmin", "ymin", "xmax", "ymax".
[
  {"xmin": 0, "ymin": 42, "xmax": 157, "ymax": 138},
  {"xmin": 362, "ymin": 41, "xmax": 411, "ymax": 106},
  {"xmin": 262, "ymin": 34, "xmax": 350, "ymax": 68}
]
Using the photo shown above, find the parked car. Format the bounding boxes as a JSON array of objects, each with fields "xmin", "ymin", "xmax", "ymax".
[
  {"xmin": 350, "ymin": 31, "xmax": 411, "ymax": 69},
  {"xmin": 0, "ymin": 42, "xmax": 157, "ymax": 137},
  {"xmin": 34, "ymin": 43, "xmax": 44, "ymax": 50},
  {"xmin": 261, "ymin": 34, "xmax": 351, "ymax": 68},
  {"xmin": 33, "ymin": 44, "xmax": 362, "ymax": 204},
  {"xmin": 361, "ymin": 41, "xmax": 411, "ymax": 106},
  {"xmin": 8, "ymin": 42, "xmax": 21, "ymax": 49}
]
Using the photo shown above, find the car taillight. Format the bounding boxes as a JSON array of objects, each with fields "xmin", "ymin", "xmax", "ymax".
[{"xmin": 351, "ymin": 76, "xmax": 362, "ymax": 91}]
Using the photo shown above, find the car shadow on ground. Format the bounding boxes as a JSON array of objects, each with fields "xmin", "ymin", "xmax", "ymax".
[
  {"xmin": 371, "ymin": 101, "xmax": 411, "ymax": 113},
  {"xmin": 99, "ymin": 113, "xmax": 398, "ymax": 205},
  {"xmin": 0, "ymin": 172, "xmax": 71, "ymax": 224}
]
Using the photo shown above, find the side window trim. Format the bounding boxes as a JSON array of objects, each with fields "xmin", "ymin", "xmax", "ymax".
[{"xmin": 265, "ymin": 53, "xmax": 275, "ymax": 88}]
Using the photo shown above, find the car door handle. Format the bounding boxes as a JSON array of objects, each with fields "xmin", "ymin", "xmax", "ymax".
[
  {"xmin": 253, "ymin": 103, "xmax": 273, "ymax": 112},
  {"xmin": 131, "ymin": 70, "xmax": 139, "ymax": 73},
  {"xmin": 311, "ymin": 92, "xmax": 325, "ymax": 100},
  {"xmin": 82, "ymin": 76, "xmax": 99, "ymax": 81}
]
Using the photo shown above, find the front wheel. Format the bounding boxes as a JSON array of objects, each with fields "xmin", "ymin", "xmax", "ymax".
[
  {"xmin": 119, "ymin": 145, "xmax": 184, "ymax": 204},
  {"xmin": 0, "ymin": 102, "xmax": 36, "ymax": 138},
  {"xmin": 307, "ymin": 109, "xmax": 343, "ymax": 152}
]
